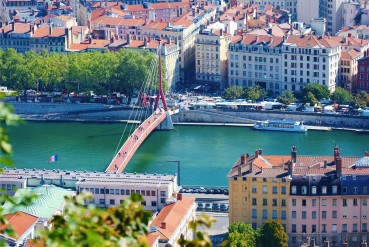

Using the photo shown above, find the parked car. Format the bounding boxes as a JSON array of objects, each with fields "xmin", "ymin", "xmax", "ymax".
[
  {"xmin": 214, "ymin": 189, "xmax": 221, "ymax": 194},
  {"xmin": 199, "ymin": 187, "xmax": 206, "ymax": 193},
  {"xmin": 192, "ymin": 188, "xmax": 199, "ymax": 193},
  {"xmin": 212, "ymin": 203, "xmax": 220, "ymax": 211},
  {"xmin": 223, "ymin": 189, "xmax": 229, "ymax": 195},
  {"xmin": 179, "ymin": 188, "xmax": 184, "ymax": 193},
  {"xmin": 220, "ymin": 204, "xmax": 229, "ymax": 212},
  {"xmin": 206, "ymin": 189, "xmax": 214, "ymax": 194},
  {"xmin": 197, "ymin": 203, "xmax": 204, "ymax": 210},
  {"xmin": 205, "ymin": 203, "xmax": 212, "ymax": 211}
]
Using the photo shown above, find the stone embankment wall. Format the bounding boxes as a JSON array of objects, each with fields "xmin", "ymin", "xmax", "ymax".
[{"xmin": 174, "ymin": 109, "xmax": 369, "ymax": 128}]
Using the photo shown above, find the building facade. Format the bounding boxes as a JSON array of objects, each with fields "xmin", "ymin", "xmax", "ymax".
[
  {"xmin": 319, "ymin": 0, "xmax": 344, "ymax": 34},
  {"xmin": 357, "ymin": 56, "xmax": 369, "ymax": 92}
]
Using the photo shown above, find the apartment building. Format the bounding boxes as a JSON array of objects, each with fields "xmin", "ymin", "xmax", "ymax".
[
  {"xmin": 0, "ymin": 168, "xmax": 179, "ymax": 212},
  {"xmin": 228, "ymin": 34, "xmax": 283, "ymax": 95},
  {"xmin": 357, "ymin": 56, "xmax": 369, "ymax": 92},
  {"xmin": 253, "ymin": 0, "xmax": 297, "ymax": 20},
  {"xmin": 283, "ymin": 35, "xmax": 341, "ymax": 92},
  {"xmin": 339, "ymin": 49, "xmax": 360, "ymax": 91},
  {"xmin": 195, "ymin": 24, "xmax": 231, "ymax": 91},
  {"xmin": 338, "ymin": 25, "xmax": 369, "ymax": 40},
  {"xmin": 296, "ymin": 0, "xmax": 319, "ymax": 24},
  {"xmin": 228, "ymin": 146, "xmax": 369, "ymax": 247},
  {"xmin": 227, "ymin": 149, "xmax": 290, "ymax": 229},
  {"xmin": 319, "ymin": 0, "xmax": 345, "ymax": 34},
  {"xmin": 149, "ymin": 194, "xmax": 196, "ymax": 247}
]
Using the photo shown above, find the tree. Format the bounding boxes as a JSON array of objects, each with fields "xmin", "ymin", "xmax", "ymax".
[
  {"xmin": 260, "ymin": 220, "xmax": 288, "ymax": 247},
  {"xmin": 302, "ymin": 84, "xmax": 330, "ymax": 101},
  {"xmin": 178, "ymin": 214, "xmax": 215, "ymax": 247},
  {"xmin": 330, "ymin": 87, "xmax": 353, "ymax": 104},
  {"xmin": 277, "ymin": 90, "xmax": 296, "ymax": 105},
  {"xmin": 303, "ymin": 91, "xmax": 319, "ymax": 106},
  {"xmin": 222, "ymin": 222, "xmax": 260, "ymax": 247},
  {"xmin": 224, "ymin": 86, "xmax": 245, "ymax": 100},
  {"xmin": 355, "ymin": 91, "xmax": 369, "ymax": 108},
  {"xmin": 246, "ymin": 85, "xmax": 266, "ymax": 102}
]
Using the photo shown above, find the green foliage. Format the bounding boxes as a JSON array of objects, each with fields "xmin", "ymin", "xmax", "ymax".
[
  {"xmin": 277, "ymin": 90, "xmax": 296, "ymax": 105},
  {"xmin": 246, "ymin": 85, "xmax": 266, "ymax": 102},
  {"xmin": 222, "ymin": 222, "xmax": 260, "ymax": 247},
  {"xmin": 0, "ymin": 48, "xmax": 162, "ymax": 96},
  {"xmin": 355, "ymin": 91, "xmax": 369, "ymax": 108},
  {"xmin": 303, "ymin": 91, "xmax": 319, "ymax": 106},
  {"xmin": 43, "ymin": 192, "xmax": 152, "ymax": 247},
  {"xmin": 302, "ymin": 84, "xmax": 330, "ymax": 101},
  {"xmin": 330, "ymin": 87, "xmax": 353, "ymax": 104},
  {"xmin": 178, "ymin": 214, "xmax": 215, "ymax": 247},
  {"xmin": 260, "ymin": 220, "xmax": 288, "ymax": 247},
  {"xmin": 224, "ymin": 86, "xmax": 245, "ymax": 100}
]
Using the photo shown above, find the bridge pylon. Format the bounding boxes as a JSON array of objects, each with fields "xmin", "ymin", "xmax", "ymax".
[{"xmin": 154, "ymin": 43, "xmax": 174, "ymax": 130}]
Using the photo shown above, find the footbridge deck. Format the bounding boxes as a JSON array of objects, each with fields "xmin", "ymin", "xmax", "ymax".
[{"xmin": 105, "ymin": 109, "xmax": 167, "ymax": 173}]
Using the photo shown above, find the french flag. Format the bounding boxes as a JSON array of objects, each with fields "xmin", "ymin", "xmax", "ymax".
[{"xmin": 49, "ymin": 155, "xmax": 58, "ymax": 163}]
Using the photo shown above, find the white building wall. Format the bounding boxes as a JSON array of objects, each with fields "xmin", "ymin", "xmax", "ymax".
[{"xmin": 297, "ymin": 0, "xmax": 319, "ymax": 24}]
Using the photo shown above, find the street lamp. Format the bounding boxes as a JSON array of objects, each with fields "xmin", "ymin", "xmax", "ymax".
[{"xmin": 165, "ymin": 160, "xmax": 180, "ymax": 186}]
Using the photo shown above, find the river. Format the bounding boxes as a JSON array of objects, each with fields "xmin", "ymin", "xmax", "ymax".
[{"xmin": 7, "ymin": 121, "xmax": 369, "ymax": 186}]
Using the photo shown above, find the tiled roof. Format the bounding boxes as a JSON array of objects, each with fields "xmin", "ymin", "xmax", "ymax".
[
  {"xmin": 32, "ymin": 27, "xmax": 65, "ymax": 38},
  {"xmin": 341, "ymin": 49, "xmax": 361, "ymax": 59},
  {"xmin": 0, "ymin": 212, "xmax": 38, "ymax": 241},
  {"xmin": 25, "ymin": 239, "xmax": 45, "ymax": 247},
  {"xmin": 150, "ymin": 196, "xmax": 195, "ymax": 241},
  {"xmin": 285, "ymin": 35, "xmax": 341, "ymax": 48},
  {"xmin": 329, "ymin": 36, "xmax": 369, "ymax": 46},
  {"xmin": 147, "ymin": 233, "xmax": 160, "ymax": 247},
  {"xmin": 232, "ymin": 34, "xmax": 283, "ymax": 47}
]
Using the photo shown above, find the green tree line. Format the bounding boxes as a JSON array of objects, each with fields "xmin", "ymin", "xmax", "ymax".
[{"xmin": 0, "ymin": 49, "xmax": 167, "ymax": 96}]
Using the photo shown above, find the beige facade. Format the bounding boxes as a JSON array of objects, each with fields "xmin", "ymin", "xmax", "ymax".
[
  {"xmin": 195, "ymin": 28, "xmax": 231, "ymax": 90},
  {"xmin": 339, "ymin": 49, "xmax": 360, "ymax": 91}
]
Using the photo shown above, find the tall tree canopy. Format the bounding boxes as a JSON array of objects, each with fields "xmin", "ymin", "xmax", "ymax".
[
  {"xmin": 302, "ymin": 83, "xmax": 330, "ymax": 101},
  {"xmin": 330, "ymin": 87, "xmax": 353, "ymax": 104},
  {"xmin": 224, "ymin": 86, "xmax": 245, "ymax": 100},
  {"xmin": 260, "ymin": 220, "xmax": 288, "ymax": 247}
]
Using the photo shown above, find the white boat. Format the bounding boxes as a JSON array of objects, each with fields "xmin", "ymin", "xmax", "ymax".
[{"xmin": 253, "ymin": 119, "xmax": 307, "ymax": 133}]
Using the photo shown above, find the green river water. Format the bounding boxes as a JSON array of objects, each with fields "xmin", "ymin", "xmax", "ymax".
[{"xmin": 7, "ymin": 121, "xmax": 369, "ymax": 186}]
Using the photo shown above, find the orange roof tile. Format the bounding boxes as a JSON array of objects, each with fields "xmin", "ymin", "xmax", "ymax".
[
  {"xmin": 341, "ymin": 49, "xmax": 361, "ymax": 59},
  {"xmin": 150, "ymin": 196, "xmax": 195, "ymax": 241},
  {"xmin": 32, "ymin": 27, "xmax": 65, "ymax": 38},
  {"xmin": 0, "ymin": 212, "xmax": 38, "ymax": 241},
  {"xmin": 147, "ymin": 233, "xmax": 160, "ymax": 247}
]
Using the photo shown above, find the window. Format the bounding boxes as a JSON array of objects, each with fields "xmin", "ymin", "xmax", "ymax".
[
  {"xmin": 281, "ymin": 186, "xmax": 286, "ymax": 194},
  {"xmin": 272, "ymin": 199, "xmax": 277, "ymax": 206},
  {"xmin": 151, "ymin": 191, "xmax": 156, "ymax": 196},
  {"xmin": 110, "ymin": 199, "xmax": 115, "ymax": 205},
  {"xmin": 353, "ymin": 223, "xmax": 358, "ymax": 232},
  {"xmin": 343, "ymin": 199, "xmax": 347, "ymax": 206},
  {"xmin": 272, "ymin": 210, "xmax": 278, "ymax": 219},
  {"xmin": 363, "ymin": 223, "xmax": 367, "ymax": 232},
  {"xmin": 292, "ymin": 211, "xmax": 296, "ymax": 219},
  {"xmin": 332, "ymin": 211, "xmax": 337, "ymax": 218},
  {"xmin": 343, "ymin": 187, "xmax": 347, "ymax": 193},
  {"xmin": 151, "ymin": 201, "xmax": 157, "ymax": 207},
  {"xmin": 252, "ymin": 209, "xmax": 257, "ymax": 219},
  {"xmin": 332, "ymin": 185, "xmax": 338, "ymax": 194},
  {"xmin": 263, "ymin": 186, "xmax": 268, "ymax": 194},
  {"xmin": 126, "ymin": 190, "xmax": 130, "ymax": 195},
  {"xmin": 272, "ymin": 186, "xmax": 277, "ymax": 194},
  {"xmin": 302, "ymin": 199, "xmax": 306, "ymax": 206},
  {"xmin": 146, "ymin": 190, "xmax": 150, "ymax": 196},
  {"xmin": 281, "ymin": 211, "xmax": 286, "ymax": 219},
  {"xmin": 252, "ymin": 186, "xmax": 257, "ymax": 193},
  {"xmin": 354, "ymin": 187, "xmax": 358, "ymax": 193},
  {"xmin": 302, "ymin": 224, "xmax": 306, "ymax": 233},
  {"xmin": 312, "ymin": 199, "xmax": 317, "ymax": 206},
  {"xmin": 263, "ymin": 198, "xmax": 268, "ymax": 206},
  {"xmin": 312, "ymin": 211, "xmax": 317, "ymax": 219},
  {"xmin": 342, "ymin": 224, "xmax": 347, "ymax": 232},
  {"xmin": 333, "ymin": 199, "xmax": 337, "ymax": 206},
  {"xmin": 364, "ymin": 186, "xmax": 368, "ymax": 194},
  {"xmin": 322, "ymin": 199, "xmax": 327, "ymax": 206},
  {"xmin": 141, "ymin": 201, "xmax": 146, "ymax": 206},
  {"xmin": 292, "ymin": 199, "xmax": 296, "ymax": 206},
  {"xmin": 160, "ymin": 198, "xmax": 166, "ymax": 203},
  {"xmin": 291, "ymin": 186, "xmax": 296, "ymax": 194},
  {"xmin": 354, "ymin": 198, "xmax": 358, "ymax": 206},
  {"xmin": 363, "ymin": 198, "xmax": 367, "ymax": 206},
  {"xmin": 95, "ymin": 188, "xmax": 99, "ymax": 194},
  {"xmin": 302, "ymin": 186, "xmax": 307, "ymax": 194},
  {"xmin": 322, "ymin": 211, "xmax": 327, "ymax": 219},
  {"xmin": 312, "ymin": 186, "xmax": 317, "ymax": 194},
  {"xmin": 322, "ymin": 186, "xmax": 327, "ymax": 194},
  {"xmin": 312, "ymin": 224, "xmax": 316, "ymax": 233},
  {"xmin": 322, "ymin": 224, "xmax": 326, "ymax": 233},
  {"xmin": 302, "ymin": 211, "xmax": 306, "ymax": 219},
  {"xmin": 332, "ymin": 224, "xmax": 337, "ymax": 233},
  {"xmin": 252, "ymin": 198, "xmax": 257, "ymax": 206},
  {"xmin": 292, "ymin": 224, "xmax": 296, "ymax": 233},
  {"xmin": 281, "ymin": 199, "xmax": 286, "ymax": 207},
  {"xmin": 262, "ymin": 209, "xmax": 268, "ymax": 219}
]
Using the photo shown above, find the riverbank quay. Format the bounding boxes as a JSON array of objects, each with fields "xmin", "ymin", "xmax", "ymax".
[{"xmin": 10, "ymin": 102, "xmax": 369, "ymax": 129}]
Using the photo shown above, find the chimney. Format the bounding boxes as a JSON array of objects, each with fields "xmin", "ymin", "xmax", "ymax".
[
  {"xmin": 336, "ymin": 156, "xmax": 342, "ymax": 176},
  {"xmin": 224, "ymin": 26, "xmax": 228, "ymax": 34},
  {"xmin": 249, "ymin": 162, "xmax": 253, "ymax": 173},
  {"xmin": 288, "ymin": 160, "xmax": 293, "ymax": 174},
  {"xmin": 291, "ymin": 146, "xmax": 297, "ymax": 163},
  {"xmin": 240, "ymin": 155, "xmax": 246, "ymax": 164},
  {"xmin": 147, "ymin": 36, "xmax": 151, "ymax": 43},
  {"xmin": 323, "ymin": 160, "xmax": 327, "ymax": 169},
  {"xmin": 255, "ymin": 149, "xmax": 259, "ymax": 158},
  {"xmin": 258, "ymin": 149, "xmax": 262, "ymax": 155},
  {"xmin": 161, "ymin": 222, "xmax": 166, "ymax": 229},
  {"xmin": 323, "ymin": 240, "xmax": 330, "ymax": 247},
  {"xmin": 334, "ymin": 145, "xmax": 340, "ymax": 163},
  {"xmin": 177, "ymin": 193, "xmax": 182, "ymax": 200},
  {"xmin": 220, "ymin": 29, "xmax": 223, "ymax": 36},
  {"xmin": 365, "ymin": 151, "xmax": 369, "ymax": 157},
  {"xmin": 362, "ymin": 240, "xmax": 368, "ymax": 247},
  {"xmin": 126, "ymin": 34, "xmax": 131, "ymax": 44},
  {"xmin": 49, "ymin": 26, "xmax": 52, "ymax": 35},
  {"xmin": 246, "ymin": 153, "xmax": 249, "ymax": 158},
  {"xmin": 348, "ymin": 33, "xmax": 352, "ymax": 38},
  {"xmin": 238, "ymin": 166, "xmax": 242, "ymax": 176},
  {"xmin": 11, "ymin": 22, "xmax": 14, "ymax": 32}
]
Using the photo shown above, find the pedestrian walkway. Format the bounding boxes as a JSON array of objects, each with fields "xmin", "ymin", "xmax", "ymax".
[{"xmin": 105, "ymin": 109, "xmax": 167, "ymax": 173}]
